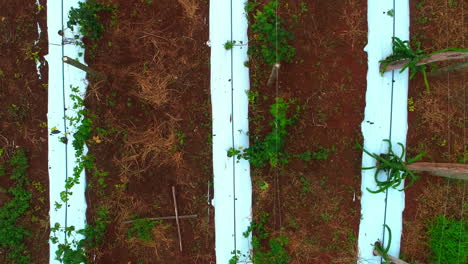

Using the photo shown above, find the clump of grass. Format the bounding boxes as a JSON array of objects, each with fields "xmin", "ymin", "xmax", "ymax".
[
  {"xmin": 356, "ymin": 139, "xmax": 425, "ymax": 193},
  {"xmin": 127, "ymin": 218, "xmax": 159, "ymax": 242},
  {"xmin": 0, "ymin": 149, "xmax": 31, "ymax": 264},
  {"xmin": 132, "ymin": 70, "xmax": 173, "ymax": 108},
  {"xmin": 428, "ymin": 215, "xmax": 467, "ymax": 264},
  {"xmin": 120, "ymin": 120, "xmax": 180, "ymax": 174},
  {"xmin": 247, "ymin": 0, "xmax": 295, "ymax": 65}
]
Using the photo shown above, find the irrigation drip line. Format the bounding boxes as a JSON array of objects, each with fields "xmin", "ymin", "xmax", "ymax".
[
  {"xmin": 380, "ymin": 1, "xmax": 397, "ymax": 261},
  {"xmin": 439, "ymin": 1, "xmax": 466, "ymax": 263},
  {"xmin": 230, "ymin": 0, "xmax": 237, "ymax": 255},
  {"xmin": 60, "ymin": 0, "xmax": 71, "ymax": 242},
  {"xmin": 460, "ymin": 1, "xmax": 466, "ymax": 262}
]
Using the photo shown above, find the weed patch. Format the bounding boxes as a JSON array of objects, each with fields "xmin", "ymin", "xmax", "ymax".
[
  {"xmin": 67, "ymin": 0, "xmax": 118, "ymax": 42},
  {"xmin": 0, "ymin": 149, "xmax": 31, "ymax": 264},
  {"xmin": 127, "ymin": 218, "xmax": 159, "ymax": 242},
  {"xmin": 242, "ymin": 212, "xmax": 290, "ymax": 264},
  {"xmin": 247, "ymin": 0, "xmax": 295, "ymax": 65},
  {"xmin": 428, "ymin": 215, "xmax": 467, "ymax": 263},
  {"xmin": 228, "ymin": 98, "xmax": 298, "ymax": 167}
]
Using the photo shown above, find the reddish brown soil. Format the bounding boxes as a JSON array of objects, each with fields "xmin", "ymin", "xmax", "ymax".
[
  {"xmin": 248, "ymin": 0, "xmax": 367, "ymax": 263},
  {"xmin": 82, "ymin": 1, "xmax": 214, "ymax": 263},
  {"xmin": 401, "ymin": 0, "xmax": 466, "ymax": 263},
  {"xmin": 0, "ymin": 0, "xmax": 49, "ymax": 263}
]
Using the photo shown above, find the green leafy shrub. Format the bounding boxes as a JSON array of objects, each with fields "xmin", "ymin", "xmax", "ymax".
[
  {"xmin": 248, "ymin": 0, "xmax": 295, "ymax": 65},
  {"xmin": 127, "ymin": 218, "xmax": 159, "ymax": 242},
  {"xmin": 52, "ymin": 207, "xmax": 110, "ymax": 264},
  {"xmin": 428, "ymin": 215, "xmax": 467, "ymax": 263},
  {"xmin": 228, "ymin": 98, "xmax": 298, "ymax": 167},
  {"xmin": 0, "ymin": 150, "xmax": 31, "ymax": 264},
  {"xmin": 67, "ymin": 0, "xmax": 118, "ymax": 41}
]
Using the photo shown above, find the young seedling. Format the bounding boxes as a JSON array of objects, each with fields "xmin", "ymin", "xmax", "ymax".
[{"xmin": 356, "ymin": 139, "xmax": 425, "ymax": 193}]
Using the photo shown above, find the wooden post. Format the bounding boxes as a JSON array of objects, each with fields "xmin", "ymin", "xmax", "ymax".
[
  {"xmin": 428, "ymin": 61, "xmax": 468, "ymax": 76},
  {"xmin": 267, "ymin": 63, "xmax": 281, "ymax": 86},
  {"xmin": 380, "ymin": 51, "xmax": 468, "ymax": 72},
  {"xmin": 373, "ymin": 249, "xmax": 409, "ymax": 264},
  {"xmin": 62, "ymin": 56, "xmax": 107, "ymax": 80},
  {"xmin": 172, "ymin": 186, "xmax": 183, "ymax": 252},
  {"xmin": 408, "ymin": 162, "xmax": 468, "ymax": 181}
]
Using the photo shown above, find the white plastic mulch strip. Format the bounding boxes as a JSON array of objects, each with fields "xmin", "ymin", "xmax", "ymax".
[
  {"xmin": 358, "ymin": 0, "xmax": 409, "ymax": 263},
  {"xmin": 46, "ymin": 0, "xmax": 87, "ymax": 263},
  {"xmin": 35, "ymin": 0, "xmax": 42, "ymax": 79},
  {"xmin": 210, "ymin": 0, "xmax": 252, "ymax": 263}
]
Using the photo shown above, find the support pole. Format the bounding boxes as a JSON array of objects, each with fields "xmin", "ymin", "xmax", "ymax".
[
  {"xmin": 408, "ymin": 162, "xmax": 468, "ymax": 181},
  {"xmin": 172, "ymin": 186, "xmax": 183, "ymax": 252},
  {"xmin": 428, "ymin": 61, "xmax": 468, "ymax": 76},
  {"xmin": 380, "ymin": 51, "xmax": 468, "ymax": 72},
  {"xmin": 62, "ymin": 56, "xmax": 107, "ymax": 80},
  {"xmin": 267, "ymin": 63, "xmax": 281, "ymax": 86},
  {"xmin": 373, "ymin": 249, "xmax": 409, "ymax": 264}
]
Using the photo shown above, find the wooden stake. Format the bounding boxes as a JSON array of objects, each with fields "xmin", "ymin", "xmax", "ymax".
[
  {"xmin": 408, "ymin": 162, "xmax": 468, "ymax": 181},
  {"xmin": 380, "ymin": 51, "xmax": 468, "ymax": 72},
  {"xmin": 373, "ymin": 249, "xmax": 409, "ymax": 264},
  {"xmin": 267, "ymin": 63, "xmax": 281, "ymax": 86},
  {"xmin": 428, "ymin": 61, "xmax": 468, "ymax": 76},
  {"xmin": 62, "ymin": 56, "xmax": 107, "ymax": 80},
  {"xmin": 172, "ymin": 186, "xmax": 183, "ymax": 252},
  {"xmin": 122, "ymin": 214, "xmax": 197, "ymax": 224}
]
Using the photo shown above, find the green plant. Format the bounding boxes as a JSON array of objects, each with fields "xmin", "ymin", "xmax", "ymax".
[
  {"xmin": 224, "ymin": 40, "xmax": 236, "ymax": 50},
  {"xmin": 294, "ymin": 146, "xmax": 335, "ymax": 161},
  {"xmin": 258, "ymin": 180, "xmax": 269, "ymax": 190},
  {"xmin": 51, "ymin": 207, "xmax": 110, "ymax": 264},
  {"xmin": 380, "ymin": 37, "xmax": 468, "ymax": 91},
  {"xmin": 228, "ymin": 98, "xmax": 298, "ymax": 167},
  {"xmin": 127, "ymin": 218, "xmax": 158, "ymax": 242},
  {"xmin": 386, "ymin": 9, "xmax": 395, "ymax": 17},
  {"xmin": 299, "ymin": 177, "xmax": 314, "ymax": 196},
  {"xmin": 0, "ymin": 150, "xmax": 31, "ymax": 264},
  {"xmin": 243, "ymin": 212, "xmax": 290, "ymax": 264},
  {"xmin": 248, "ymin": 0, "xmax": 295, "ymax": 65},
  {"xmin": 407, "ymin": 97, "xmax": 415, "ymax": 112},
  {"xmin": 428, "ymin": 215, "xmax": 467, "ymax": 263},
  {"xmin": 67, "ymin": 0, "xmax": 118, "ymax": 41},
  {"xmin": 356, "ymin": 139, "xmax": 425, "ymax": 193},
  {"xmin": 373, "ymin": 224, "xmax": 392, "ymax": 263}
]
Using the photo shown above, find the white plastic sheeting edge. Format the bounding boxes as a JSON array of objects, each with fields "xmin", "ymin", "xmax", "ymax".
[
  {"xmin": 210, "ymin": 0, "xmax": 252, "ymax": 263},
  {"xmin": 46, "ymin": 0, "xmax": 87, "ymax": 263},
  {"xmin": 358, "ymin": 0, "xmax": 409, "ymax": 263}
]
